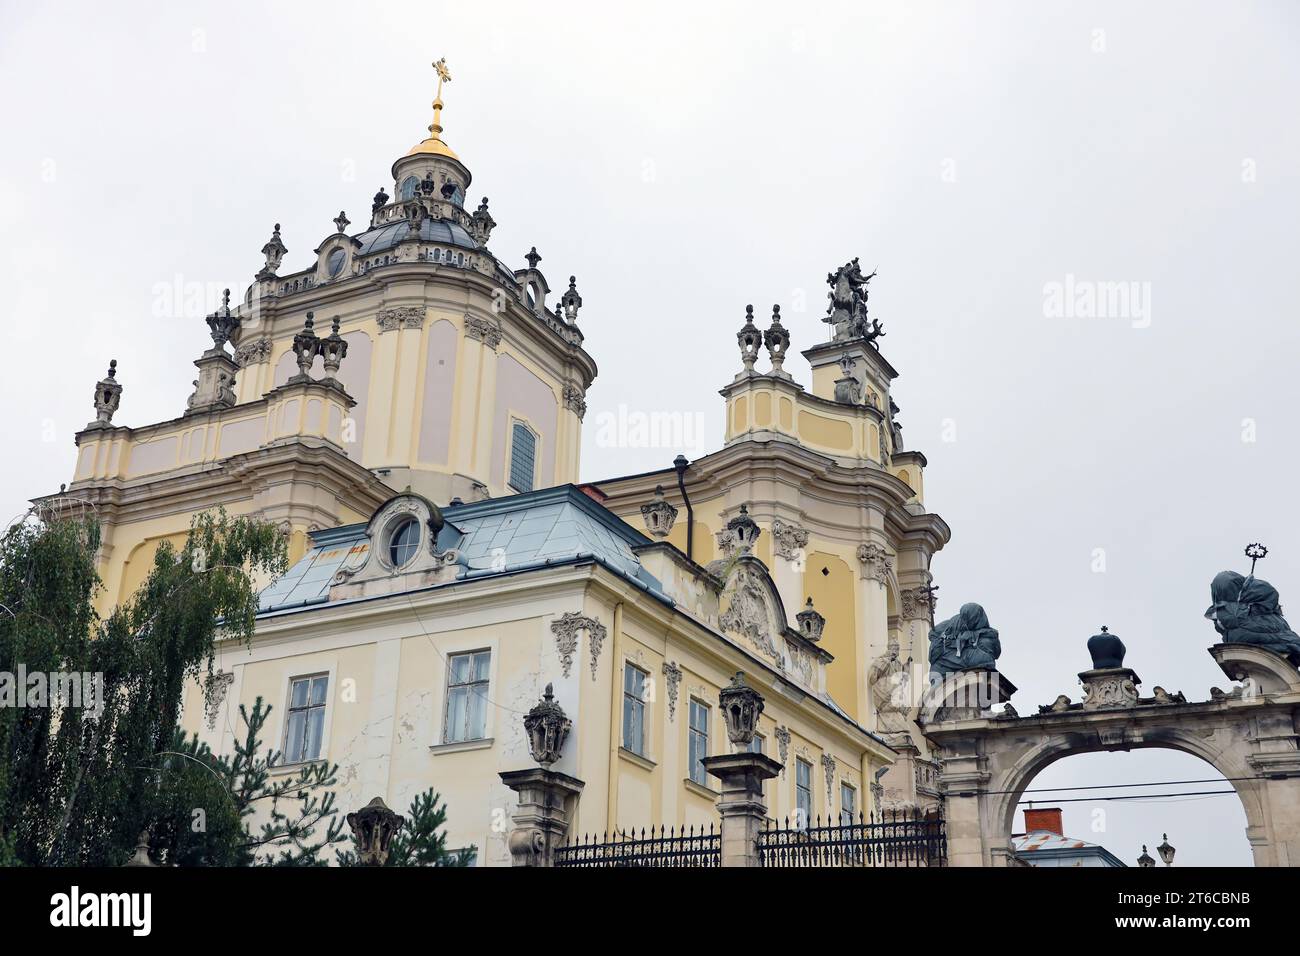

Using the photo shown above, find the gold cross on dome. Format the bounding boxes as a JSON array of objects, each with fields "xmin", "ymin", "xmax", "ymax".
[{"xmin": 433, "ymin": 58, "xmax": 451, "ymax": 95}]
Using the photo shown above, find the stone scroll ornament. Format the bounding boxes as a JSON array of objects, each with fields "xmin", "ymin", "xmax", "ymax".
[
  {"xmin": 1205, "ymin": 547, "xmax": 1300, "ymax": 667},
  {"xmin": 927, "ymin": 602, "xmax": 1001, "ymax": 677},
  {"xmin": 550, "ymin": 612, "xmax": 607, "ymax": 680}
]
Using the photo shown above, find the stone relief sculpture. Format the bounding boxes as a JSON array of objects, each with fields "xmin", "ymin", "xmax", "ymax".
[
  {"xmin": 868, "ymin": 641, "xmax": 912, "ymax": 737},
  {"xmin": 1205, "ymin": 571, "xmax": 1300, "ymax": 666},
  {"xmin": 927, "ymin": 602, "xmax": 1001, "ymax": 677},
  {"xmin": 718, "ymin": 567, "xmax": 782, "ymax": 665}
]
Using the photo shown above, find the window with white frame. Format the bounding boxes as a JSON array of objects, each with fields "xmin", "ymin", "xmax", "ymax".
[
  {"xmin": 444, "ymin": 650, "xmax": 491, "ymax": 743},
  {"xmin": 283, "ymin": 674, "xmax": 329, "ymax": 764},
  {"xmin": 840, "ymin": 782, "xmax": 857, "ymax": 825},
  {"xmin": 508, "ymin": 422, "xmax": 537, "ymax": 492},
  {"xmin": 622, "ymin": 663, "xmax": 648, "ymax": 756},
  {"xmin": 688, "ymin": 699, "xmax": 710, "ymax": 786},
  {"xmin": 795, "ymin": 757, "xmax": 813, "ymax": 827}
]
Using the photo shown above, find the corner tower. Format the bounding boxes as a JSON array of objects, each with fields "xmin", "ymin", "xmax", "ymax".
[{"xmin": 53, "ymin": 59, "xmax": 598, "ymax": 609}]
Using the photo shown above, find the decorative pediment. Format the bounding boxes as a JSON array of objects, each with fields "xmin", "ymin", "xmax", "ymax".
[
  {"xmin": 331, "ymin": 493, "xmax": 462, "ymax": 597},
  {"xmin": 717, "ymin": 555, "xmax": 828, "ymax": 694}
]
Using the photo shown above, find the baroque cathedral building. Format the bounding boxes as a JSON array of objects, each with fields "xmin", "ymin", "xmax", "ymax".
[{"xmin": 50, "ymin": 63, "xmax": 951, "ymax": 863}]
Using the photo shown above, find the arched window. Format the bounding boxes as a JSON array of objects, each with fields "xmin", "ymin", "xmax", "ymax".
[
  {"xmin": 508, "ymin": 422, "xmax": 537, "ymax": 493},
  {"xmin": 399, "ymin": 176, "xmax": 419, "ymax": 201}
]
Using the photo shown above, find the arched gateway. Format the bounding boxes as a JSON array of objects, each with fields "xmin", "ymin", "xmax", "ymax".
[{"xmin": 921, "ymin": 642, "xmax": 1300, "ymax": 866}]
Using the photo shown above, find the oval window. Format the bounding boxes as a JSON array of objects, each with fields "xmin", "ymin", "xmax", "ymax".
[
  {"xmin": 327, "ymin": 248, "xmax": 347, "ymax": 277},
  {"xmin": 388, "ymin": 518, "xmax": 420, "ymax": 567}
]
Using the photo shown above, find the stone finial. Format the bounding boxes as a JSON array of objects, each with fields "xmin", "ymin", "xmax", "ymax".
[
  {"xmin": 372, "ymin": 187, "xmax": 389, "ymax": 214},
  {"xmin": 525, "ymin": 246, "xmax": 542, "ymax": 270},
  {"xmin": 523, "ymin": 683, "xmax": 572, "ymax": 768},
  {"xmin": 469, "ymin": 197, "xmax": 496, "ymax": 246},
  {"xmin": 763, "ymin": 304, "xmax": 790, "ymax": 376},
  {"xmin": 1137, "ymin": 845, "xmax": 1155, "ymax": 867},
  {"xmin": 259, "ymin": 223, "xmax": 287, "ymax": 278},
  {"xmin": 205, "ymin": 288, "xmax": 239, "ymax": 351},
  {"xmin": 319, "ymin": 316, "xmax": 348, "ymax": 383},
  {"xmin": 289, "ymin": 312, "xmax": 319, "ymax": 383},
  {"xmin": 796, "ymin": 597, "xmax": 826, "ymax": 644},
  {"xmin": 333, "ymin": 211, "xmax": 350, "ymax": 234},
  {"xmin": 91, "ymin": 359, "xmax": 122, "ymax": 425},
  {"xmin": 725, "ymin": 503, "xmax": 761, "ymax": 554},
  {"xmin": 346, "ymin": 797, "xmax": 405, "ymax": 866},
  {"xmin": 718, "ymin": 671, "xmax": 765, "ymax": 749},
  {"xmin": 737, "ymin": 304, "xmax": 761, "ymax": 374},
  {"xmin": 561, "ymin": 276, "xmax": 583, "ymax": 324},
  {"xmin": 640, "ymin": 485, "xmax": 678, "ymax": 539}
]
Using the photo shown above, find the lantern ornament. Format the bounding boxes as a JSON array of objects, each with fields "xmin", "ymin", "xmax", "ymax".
[
  {"xmin": 640, "ymin": 485, "xmax": 678, "ymax": 539},
  {"xmin": 796, "ymin": 597, "xmax": 826, "ymax": 644},
  {"xmin": 1137, "ymin": 845, "xmax": 1155, "ymax": 868},
  {"xmin": 718, "ymin": 671, "xmax": 765, "ymax": 749},
  {"xmin": 319, "ymin": 315, "xmax": 349, "ymax": 383},
  {"xmin": 561, "ymin": 275, "xmax": 583, "ymax": 323},
  {"xmin": 289, "ymin": 312, "xmax": 320, "ymax": 383},
  {"xmin": 737, "ymin": 304, "xmax": 762, "ymax": 373},
  {"xmin": 725, "ymin": 504, "xmax": 761, "ymax": 555},
  {"xmin": 1157, "ymin": 833, "xmax": 1175, "ymax": 866},
  {"xmin": 523, "ymin": 683, "xmax": 572, "ymax": 768},
  {"xmin": 346, "ymin": 796, "xmax": 405, "ymax": 866}
]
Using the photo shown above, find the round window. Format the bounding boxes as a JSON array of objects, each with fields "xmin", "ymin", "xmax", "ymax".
[
  {"xmin": 388, "ymin": 518, "xmax": 420, "ymax": 567},
  {"xmin": 327, "ymin": 248, "xmax": 347, "ymax": 278}
]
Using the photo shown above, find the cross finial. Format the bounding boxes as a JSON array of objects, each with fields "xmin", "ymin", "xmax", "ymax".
[
  {"xmin": 1246, "ymin": 542, "xmax": 1268, "ymax": 575},
  {"xmin": 428, "ymin": 58, "xmax": 452, "ymax": 139}
]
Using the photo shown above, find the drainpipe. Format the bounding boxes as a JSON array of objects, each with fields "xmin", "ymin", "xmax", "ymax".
[{"xmin": 673, "ymin": 454, "xmax": 694, "ymax": 561}]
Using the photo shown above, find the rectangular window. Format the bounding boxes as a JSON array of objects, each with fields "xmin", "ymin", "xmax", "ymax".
[
  {"xmin": 508, "ymin": 422, "xmax": 536, "ymax": 493},
  {"xmin": 622, "ymin": 663, "xmax": 647, "ymax": 756},
  {"xmin": 445, "ymin": 650, "xmax": 491, "ymax": 743},
  {"xmin": 840, "ymin": 782, "xmax": 857, "ymax": 825},
  {"xmin": 795, "ymin": 758, "xmax": 812, "ymax": 827},
  {"xmin": 688, "ymin": 699, "xmax": 710, "ymax": 786},
  {"xmin": 283, "ymin": 674, "xmax": 328, "ymax": 764}
]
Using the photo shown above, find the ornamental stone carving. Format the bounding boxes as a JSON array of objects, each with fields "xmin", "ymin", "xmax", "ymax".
[
  {"xmin": 771, "ymin": 518, "xmax": 809, "ymax": 562},
  {"xmin": 822, "ymin": 752, "xmax": 837, "ymax": 805},
  {"xmin": 857, "ymin": 542, "xmax": 893, "ymax": 586},
  {"xmin": 234, "ymin": 337, "xmax": 273, "ymax": 367},
  {"xmin": 377, "ymin": 306, "xmax": 425, "ymax": 332},
  {"xmin": 204, "ymin": 670, "xmax": 235, "ymax": 731},
  {"xmin": 464, "ymin": 313, "xmax": 502, "ymax": 349},
  {"xmin": 550, "ymin": 612, "xmax": 607, "ymax": 681},
  {"xmin": 900, "ymin": 584, "xmax": 936, "ymax": 621},
  {"xmin": 662, "ymin": 660, "xmax": 682, "ymax": 721},
  {"xmin": 774, "ymin": 725, "xmax": 791, "ymax": 777},
  {"xmin": 719, "ymin": 566, "xmax": 781, "ymax": 665},
  {"xmin": 562, "ymin": 383, "xmax": 587, "ymax": 420}
]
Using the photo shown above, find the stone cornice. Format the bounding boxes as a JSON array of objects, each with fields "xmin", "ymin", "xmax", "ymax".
[{"xmin": 592, "ymin": 439, "xmax": 951, "ymax": 554}]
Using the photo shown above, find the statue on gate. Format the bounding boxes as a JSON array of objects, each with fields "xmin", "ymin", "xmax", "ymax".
[
  {"xmin": 1205, "ymin": 570, "xmax": 1300, "ymax": 667},
  {"xmin": 928, "ymin": 602, "xmax": 1002, "ymax": 677}
]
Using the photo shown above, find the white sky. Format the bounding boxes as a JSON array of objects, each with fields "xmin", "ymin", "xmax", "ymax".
[{"xmin": 2, "ymin": 0, "xmax": 1297, "ymax": 865}]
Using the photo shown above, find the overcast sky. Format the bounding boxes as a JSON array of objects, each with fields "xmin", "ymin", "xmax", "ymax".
[{"xmin": 3, "ymin": 1, "xmax": 1297, "ymax": 865}]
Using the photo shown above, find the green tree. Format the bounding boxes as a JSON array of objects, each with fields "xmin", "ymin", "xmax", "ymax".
[{"xmin": 0, "ymin": 509, "xmax": 473, "ymax": 868}]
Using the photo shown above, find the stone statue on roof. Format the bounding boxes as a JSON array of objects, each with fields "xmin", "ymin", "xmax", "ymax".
[{"xmin": 824, "ymin": 258, "xmax": 885, "ymax": 345}]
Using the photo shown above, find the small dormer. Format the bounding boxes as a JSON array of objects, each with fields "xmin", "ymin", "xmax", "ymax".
[
  {"xmin": 331, "ymin": 494, "xmax": 466, "ymax": 599},
  {"xmin": 314, "ymin": 211, "xmax": 362, "ymax": 283},
  {"xmin": 514, "ymin": 246, "xmax": 550, "ymax": 313}
]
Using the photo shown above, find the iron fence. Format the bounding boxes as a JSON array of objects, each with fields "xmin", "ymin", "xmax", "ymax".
[
  {"xmin": 554, "ymin": 824, "xmax": 720, "ymax": 867},
  {"xmin": 757, "ymin": 809, "xmax": 946, "ymax": 867}
]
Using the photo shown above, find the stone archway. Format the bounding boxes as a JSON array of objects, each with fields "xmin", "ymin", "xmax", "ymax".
[{"xmin": 922, "ymin": 644, "xmax": 1300, "ymax": 866}]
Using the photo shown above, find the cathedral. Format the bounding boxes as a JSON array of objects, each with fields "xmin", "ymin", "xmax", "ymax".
[{"xmin": 51, "ymin": 62, "xmax": 953, "ymax": 864}]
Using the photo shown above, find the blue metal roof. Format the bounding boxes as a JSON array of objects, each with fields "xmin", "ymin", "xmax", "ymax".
[
  {"xmin": 258, "ymin": 485, "xmax": 662, "ymax": 613},
  {"xmin": 353, "ymin": 218, "xmax": 478, "ymax": 256}
]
